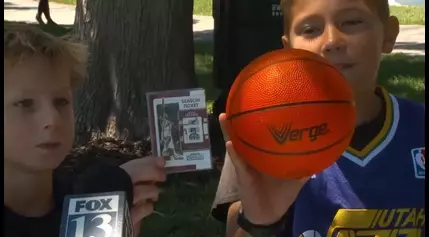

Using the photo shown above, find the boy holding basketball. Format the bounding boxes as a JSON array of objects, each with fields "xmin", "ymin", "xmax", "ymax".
[{"xmin": 211, "ymin": 0, "xmax": 425, "ymax": 237}]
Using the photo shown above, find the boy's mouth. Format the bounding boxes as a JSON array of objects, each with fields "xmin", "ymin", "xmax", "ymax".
[
  {"xmin": 36, "ymin": 142, "xmax": 61, "ymax": 150},
  {"xmin": 333, "ymin": 63, "xmax": 355, "ymax": 71}
]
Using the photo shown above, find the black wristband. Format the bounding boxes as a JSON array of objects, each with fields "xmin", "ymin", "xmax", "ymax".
[{"xmin": 237, "ymin": 206, "xmax": 289, "ymax": 237}]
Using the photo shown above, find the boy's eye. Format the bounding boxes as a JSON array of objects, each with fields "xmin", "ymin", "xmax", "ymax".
[
  {"xmin": 54, "ymin": 98, "xmax": 70, "ymax": 107},
  {"xmin": 14, "ymin": 99, "xmax": 34, "ymax": 108},
  {"xmin": 301, "ymin": 25, "xmax": 320, "ymax": 36},
  {"xmin": 342, "ymin": 19, "xmax": 363, "ymax": 27}
]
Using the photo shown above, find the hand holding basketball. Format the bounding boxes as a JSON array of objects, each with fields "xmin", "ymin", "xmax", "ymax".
[{"xmin": 219, "ymin": 113, "xmax": 309, "ymax": 225}]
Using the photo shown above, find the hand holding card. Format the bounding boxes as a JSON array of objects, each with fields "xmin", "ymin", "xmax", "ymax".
[{"xmin": 146, "ymin": 88, "xmax": 213, "ymax": 174}]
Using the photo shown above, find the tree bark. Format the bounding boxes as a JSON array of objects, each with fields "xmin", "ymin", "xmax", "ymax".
[
  {"xmin": 73, "ymin": 0, "xmax": 114, "ymax": 144},
  {"xmin": 73, "ymin": 0, "xmax": 197, "ymax": 144}
]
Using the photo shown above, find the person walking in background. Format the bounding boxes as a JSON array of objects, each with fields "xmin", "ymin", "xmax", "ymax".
[{"xmin": 36, "ymin": 0, "xmax": 57, "ymax": 25}]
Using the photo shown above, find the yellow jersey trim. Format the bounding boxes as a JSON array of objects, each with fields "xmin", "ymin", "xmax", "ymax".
[
  {"xmin": 346, "ymin": 87, "xmax": 392, "ymax": 158},
  {"xmin": 342, "ymin": 87, "xmax": 400, "ymax": 167}
]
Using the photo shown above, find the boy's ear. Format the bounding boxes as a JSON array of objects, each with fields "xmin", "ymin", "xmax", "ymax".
[
  {"xmin": 382, "ymin": 16, "xmax": 400, "ymax": 53},
  {"xmin": 281, "ymin": 35, "xmax": 291, "ymax": 49}
]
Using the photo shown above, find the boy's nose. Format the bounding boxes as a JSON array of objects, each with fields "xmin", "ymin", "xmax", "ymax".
[
  {"xmin": 40, "ymin": 106, "xmax": 61, "ymax": 130},
  {"xmin": 321, "ymin": 25, "xmax": 346, "ymax": 54}
]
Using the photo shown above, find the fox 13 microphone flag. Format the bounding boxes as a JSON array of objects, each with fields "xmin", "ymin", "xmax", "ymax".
[{"xmin": 59, "ymin": 191, "xmax": 134, "ymax": 237}]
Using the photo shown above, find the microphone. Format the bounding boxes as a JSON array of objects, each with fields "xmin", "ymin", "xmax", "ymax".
[{"xmin": 59, "ymin": 164, "xmax": 135, "ymax": 237}]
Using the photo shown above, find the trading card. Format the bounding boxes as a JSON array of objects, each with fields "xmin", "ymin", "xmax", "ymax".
[{"xmin": 146, "ymin": 88, "xmax": 212, "ymax": 173}]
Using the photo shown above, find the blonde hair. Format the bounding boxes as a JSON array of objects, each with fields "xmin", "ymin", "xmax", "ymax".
[
  {"xmin": 280, "ymin": 0, "xmax": 390, "ymax": 34},
  {"xmin": 4, "ymin": 23, "xmax": 88, "ymax": 88}
]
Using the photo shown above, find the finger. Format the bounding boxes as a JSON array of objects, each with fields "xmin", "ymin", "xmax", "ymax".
[
  {"xmin": 122, "ymin": 157, "xmax": 167, "ymax": 184},
  {"xmin": 133, "ymin": 185, "xmax": 160, "ymax": 204},
  {"xmin": 143, "ymin": 156, "xmax": 166, "ymax": 168},
  {"xmin": 132, "ymin": 156, "xmax": 166, "ymax": 169},
  {"xmin": 131, "ymin": 202, "xmax": 154, "ymax": 225},
  {"xmin": 136, "ymin": 166, "xmax": 166, "ymax": 184},
  {"xmin": 219, "ymin": 113, "xmax": 230, "ymax": 142},
  {"xmin": 225, "ymin": 141, "xmax": 249, "ymax": 174}
]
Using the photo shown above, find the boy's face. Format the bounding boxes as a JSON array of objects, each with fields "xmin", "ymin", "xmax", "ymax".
[
  {"xmin": 283, "ymin": 0, "xmax": 399, "ymax": 95},
  {"xmin": 4, "ymin": 56, "xmax": 75, "ymax": 172}
]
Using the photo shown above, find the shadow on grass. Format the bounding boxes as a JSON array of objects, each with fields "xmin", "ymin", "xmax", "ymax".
[
  {"xmin": 194, "ymin": 39, "xmax": 213, "ymax": 55},
  {"xmin": 379, "ymin": 54, "xmax": 425, "ymax": 102},
  {"xmin": 4, "ymin": 4, "xmax": 39, "ymax": 10},
  {"xmin": 4, "ymin": 20, "xmax": 73, "ymax": 37},
  {"xmin": 394, "ymin": 42, "xmax": 425, "ymax": 51},
  {"xmin": 194, "ymin": 29, "xmax": 213, "ymax": 42}
]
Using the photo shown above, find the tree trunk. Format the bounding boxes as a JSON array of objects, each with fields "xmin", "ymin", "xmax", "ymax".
[
  {"xmin": 72, "ymin": 0, "xmax": 114, "ymax": 144},
  {"xmin": 73, "ymin": 0, "xmax": 196, "ymax": 144}
]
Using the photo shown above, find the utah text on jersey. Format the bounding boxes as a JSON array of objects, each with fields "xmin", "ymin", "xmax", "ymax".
[{"xmin": 300, "ymin": 208, "xmax": 425, "ymax": 237}]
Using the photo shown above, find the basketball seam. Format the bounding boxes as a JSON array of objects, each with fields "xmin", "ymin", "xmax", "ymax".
[
  {"xmin": 227, "ymin": 100, "xmax": 353, "ymax": 120},
  {"xmin": 235, "ymin": 130, "xmax": 353, "ymax": 156},
  {"xmin": 242, "ymin": 57, "xmax": 337, "ymax": 83},
  {"xmin": 231, "ymin": 57, "xmax": 341, "ymax": 104}
]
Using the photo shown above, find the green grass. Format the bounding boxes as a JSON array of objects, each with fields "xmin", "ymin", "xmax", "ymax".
[
  {"xmin": 390, "ymin": 6, "xmax": 425, "ymax": 25},
  {"xmin": 4, "ymin": 20, "xmax": 73, "ymax": 37},
  {"xmin": 5, "ymin": 20, "xmax": 425, "ymax": 237},
  {"xmin": 379, "ymin": 54, "xmax": 425, "ymax": 102},
  {"xmin": 193, "ymin": 0, "xmax": 213, "ymax": 16},
  {"xmin": 140, "ymin": 172, "xmax": 224, "ymax": 237}
]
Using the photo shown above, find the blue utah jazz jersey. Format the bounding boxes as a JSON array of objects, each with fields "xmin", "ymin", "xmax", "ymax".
[{"xmin": 292, "ymin": 88, "xmax": 425, "ymax": 237}]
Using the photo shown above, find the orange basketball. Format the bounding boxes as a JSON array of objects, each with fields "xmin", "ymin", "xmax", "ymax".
[{"xmin": 226, "ymin": 48, "xmax": 357, "ymax": 179}]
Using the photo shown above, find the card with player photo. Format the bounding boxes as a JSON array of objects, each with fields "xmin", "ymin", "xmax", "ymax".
[{"xmin": 146, "ymin": 88, "xmax": 213, "ymax": 173}]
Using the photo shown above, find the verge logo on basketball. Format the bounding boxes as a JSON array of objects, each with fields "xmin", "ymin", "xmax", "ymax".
[{"xmin": 267, "ymin": 122, "xmax": 330, "ymax": 145}]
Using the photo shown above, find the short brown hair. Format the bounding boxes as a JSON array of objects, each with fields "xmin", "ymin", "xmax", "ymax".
[
  {"xmin": 280, "ymin": 0, "xmax": 390, "ymax": 34},
  {"xmin": 4, "ymin": 23, "xmax": 88, "ymax": 88}
]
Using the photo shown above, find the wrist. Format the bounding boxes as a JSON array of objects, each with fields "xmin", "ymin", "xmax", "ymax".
[
  {"xmin": 237, "ymin": 206, "xmax": 289, "ymax": 237},
  {"xmin": 241, "ymin": 202, "xmax": 294, "ymax": 226},
  {"xmin": 243, "ymin": 214, "xmax": 283, "ymax": 226}
]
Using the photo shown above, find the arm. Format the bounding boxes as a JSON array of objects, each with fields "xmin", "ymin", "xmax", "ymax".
[
  {"xmin": 226, "ymin": 201, "xmax": 252, "ymax": 237},
  {"xmin": 226, "ymin": 201, "xmax": 295, "ymax": 237},
  {"xmin": 211, "ymin": 154, "xmax": 294, "ymax": 237},
  {"xmin": 210, "ymin": 153, "xmax": 248, "ymax": 237}
]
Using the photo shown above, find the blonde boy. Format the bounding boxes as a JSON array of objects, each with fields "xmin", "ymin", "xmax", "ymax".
[{"xmin": 4, "ymin": 24, "xmax": 166, "ymax": 237}]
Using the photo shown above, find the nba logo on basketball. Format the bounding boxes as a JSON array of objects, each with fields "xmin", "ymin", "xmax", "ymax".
[{"xmin": 411, "ymin": 147, "xmax": 425, "ymax": 179}]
